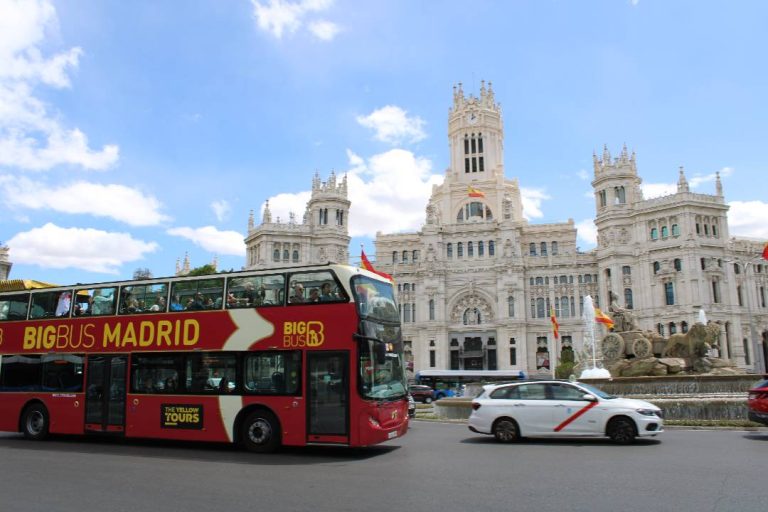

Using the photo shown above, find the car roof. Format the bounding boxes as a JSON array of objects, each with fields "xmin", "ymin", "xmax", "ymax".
[{"xmin": 483, "ymin": 379, "xmax": 582, "ymax": 391}]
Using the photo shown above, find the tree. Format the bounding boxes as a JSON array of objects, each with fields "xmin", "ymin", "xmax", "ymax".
[
  {"xmin": 133, "ymin": 268, "xmax": 153, "ymax": 280},
  {"xmin": 187, "ymin": 264, "xmax": 217, "ymax": 276}
]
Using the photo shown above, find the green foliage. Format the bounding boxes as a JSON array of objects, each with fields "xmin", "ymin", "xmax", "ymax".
[
  {"xmin": 555, "ymin": 361, "xmax": 575, "ymax": 379},
  {"xmin": 187, "ymin": 264, "xmax": 217, "ymax": 276}
]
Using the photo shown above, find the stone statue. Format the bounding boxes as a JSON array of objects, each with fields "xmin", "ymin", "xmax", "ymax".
[
  {"xmin": 608, "ymin": 291, "xmax": 638, "ymax": 332},
  {"xmin": 662, "ymin": 322, "xmax": 720, "ymax": 358}
]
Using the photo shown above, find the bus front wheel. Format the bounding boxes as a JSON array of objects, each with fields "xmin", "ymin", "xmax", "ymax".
[
  {"xmin": 241, "ymin": 410, "xmax": 281, "ymax": 453},
  {"xmin": 22, "ymin": 403, "xmax": 49, "ymax": 441}
]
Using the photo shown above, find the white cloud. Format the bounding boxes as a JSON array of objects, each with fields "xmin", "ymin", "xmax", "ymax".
[
  {"xmin": 0, "ymin": 0, "xmax": 119, "ymax": 171},
  {"xmin": 575, "ymin": 219, "xmax": 597, "ymax": 248},
  {"xmin": 727, "ymin": 200, "xmax": 768, "ymax": 240},
  {"xmin": 641, "ymin": 182, "xmax": 676, "ymax": 199},
  {"xmin": 520, "ymin": 187, "xmax": 550, "ymax": 220},
  {"xmin": 688, "ymin": 166, "xmax": 733, "ymax": 188},
  {"xmin": 166, "ymin": 226, "xmax": 246, "ymax": 256},
  {"xmin": 0, "ymin": 176, "xmax": 169, "ymax": 226},
  {"xmin": 308, "ymin": 20, "xmax": 340, "ymax": 41},
  {"xmin": 346, "ymin": 149, "xmax": 442, "ymax": 236},
  {"xmin": 260, "ymin": 149, "xmax": 442, "ymax": 238},
  {"xmin": 6, "ymin": 222, "xmax": 158, "ymax": 274},
  {"xmin": 211, "ymin": 200, "xmax": 231, "ymax": 222},
  {"xmin": 251, "ymin": 0, "xmax": 338, "ymax": 41},
  {"xmin": 577, "ymin": 169, "xmax": 589, "ymax": 180},
  {"xmin": 357, "ymin": 106, "xmax": 427, "ymax": 145}
]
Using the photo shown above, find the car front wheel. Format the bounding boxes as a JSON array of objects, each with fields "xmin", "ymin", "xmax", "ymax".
[
  {"xmin": 492, "ymin": 418, "xmax": 520, "ymax": 443},
  {"xmin": 607, "ymin": 417, "xmax": 636, "ymax": 444},
  {"xmin": 424, "ymin": 396, "xmax": 432, "ymax": 404}
]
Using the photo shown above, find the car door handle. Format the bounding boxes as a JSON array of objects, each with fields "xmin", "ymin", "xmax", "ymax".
[{"xmin": 513, "ymin": 403, "xmax": 526, "ymax": 407}]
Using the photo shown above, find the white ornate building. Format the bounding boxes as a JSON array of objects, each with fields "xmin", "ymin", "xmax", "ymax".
[
  {"xmin": 245, "ymin": 171, "xmax": 350, "ymax": 270},
  {"xmin": 244, "ymin": 81, "xmax": 767, "ymax": 375},
  {"xmin": 373, "ymin": 81, "xmax": 767, "ymax": 375}
]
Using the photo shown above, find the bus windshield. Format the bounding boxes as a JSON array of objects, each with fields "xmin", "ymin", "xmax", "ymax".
[{"xmin": 353, "ymin": 276, "xmax": 406, "ymax": 400}]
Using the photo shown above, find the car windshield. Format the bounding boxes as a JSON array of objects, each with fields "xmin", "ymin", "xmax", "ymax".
[{"xmin": 576, "ymin": 382, "xmax": 616, "ymax": 399}]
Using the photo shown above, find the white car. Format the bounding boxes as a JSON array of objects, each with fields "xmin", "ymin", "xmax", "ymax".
[{"xmin": 468, "ymin": 380, "xmax": 663, "ymax": 444}]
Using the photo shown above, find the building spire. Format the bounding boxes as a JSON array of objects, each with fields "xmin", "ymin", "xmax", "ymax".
[
  {"xmin": 677, "ymin": 166, "xmax": 689, "ymax": 192},
  {"xmin": 715, "ymin": 171, "xmax": 723, "ymax": 196},
  {"xmin": 262, "ymin": 200, "xmax": 272, "ymax": 223},
  {"xmin": 248, "ymin": 209, "xmax": 254, "ymax": 230}
]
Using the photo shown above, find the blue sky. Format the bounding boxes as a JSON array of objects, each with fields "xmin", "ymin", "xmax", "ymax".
[{"xmin": 1, "ymin": 0, "xmax": 767, "ymax": 286}]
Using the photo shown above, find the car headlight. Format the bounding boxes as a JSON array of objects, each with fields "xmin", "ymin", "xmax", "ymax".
[{"xmin": 636, "ymin": 408, "xmax": 659, "ymax": 417}]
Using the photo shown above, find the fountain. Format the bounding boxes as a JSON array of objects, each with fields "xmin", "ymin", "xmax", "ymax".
[{"xmin": 579, "ymin": 295, "xmax": 611, "ymax": 379}]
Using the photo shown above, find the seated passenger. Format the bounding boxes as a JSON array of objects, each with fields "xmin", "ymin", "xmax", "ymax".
[{"xmin": 290, "ymin": 283, "xmax": 305, "ymax": 303}]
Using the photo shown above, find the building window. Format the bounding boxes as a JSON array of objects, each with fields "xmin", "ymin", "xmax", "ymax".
[
  {"xmin": 712, "ymin": 225, "xmax": 718, "ymax": 237},
  {"xmin": 669, "ymin": 322, "xmax": 677, "ymax": 335},
  {"xmin": 674, "ymin": 258, "xmax": 682, "ymax": 271},
  {"xmin": 541, "ymin": 242, "xmax": 547, "ymax": 256},
  {"xmin": 653, "ymin": 262, "xmax": 660, "ymax": 274},
  {"xmin": 681, "ymin": 321, "xmax": 688, "ymax": 333},
  {"xmin": 478, "ymin": 241, "xmax": 484, "ymax": 256},
  {"xmin": 657, "ymin": 323, "xmax": 665, "ymax": 336},
  {"xmin": 447, "ymin": 243, "xmax": 453, "ymax": 258},
  {"xmin": 664, "ymin": 282, "xmax": 675, "ymax": 305},
  {"xmin": 712, "ymin": 280, "xmax": 721, "ymax": 303},
  {"xmin": 283, "ymin": 249, "xmax": 289, "ymax": 261},
  {"xmin": 488, "ymin": 241, "xmax": 495, "ymax": 256},
  {"xmin": 457, "ymin": 242, "xmax": 464, "ymax": 258},
  {"xmin": 529, "ymin": 243, "xmax": 536, "ymax": 256},
  {"xmin": 661, "ymin": 226, "xmax": 669, "ymax": 238},
  {"xmin": 429, "ymin": 299, "xmax": 435, "ymax": 320},
  {"xmin": 672, "ymin": 224, "xmax": 680, "ymax": 236},
  {"xmin": 624, "ymin": 288, "xmax": 633, "ymax": 309},
  {"xmin": 292, "ymin": 250, "xmax": 299, "ymax": 263},
  {"xmin": 412, "ymin": 250, "xmax": 419, "ymax": 262},
  {"xmin": 507, "ymin": 296, "xmax": 515, "ymax": 317},
  {"xmin": 704, "ymin": 225, "xmax": 709, "ymax": 236},
  {"xmin": 560, "ymin": 296, "xmax": 569, "ymax": 318},
  {"xmin": 551, "ymin": 241, "xmax": 558, "ymax": 255},
  {"xmin": 392, "ymin": 251, "xmax": 397, "ymax": 264},
  {"xmin": 622, "ymin": 265, "xmax": 631, "ymax": 275},
  {"xmin": 650, "ymin": 228, "xmax": 658, "ymax": 240},
  {"xmin": 737, "ymin": 285, "xmax": 743, "ymax": 307},
  {"xmin": 468, "ymin": 241, "xmax": 474, "ymax": 257},
  {"xmin": 734, "ymin": 263, "xmax": 741, "ymax": 274},
  {"xmin": 743, "ymin": 338, "xmax": 751, "ymax": 366},
  {"xmin": 273, "ymin": 249, "xmax": 280, "ymax": 262},
  {"xmin": 536, "ymin": 298, "xmax": 545, "ymax": 319},
  {"xmin": 402, "ymin": 251, "xmax": 408, "ymax": 263},
  {"xmin": 599, "ymin": 189, "xmax": 607, "ymax": 207},
  {"xmin": 429, "ymin": 350, "xmax": 436, "ymax": 368}
]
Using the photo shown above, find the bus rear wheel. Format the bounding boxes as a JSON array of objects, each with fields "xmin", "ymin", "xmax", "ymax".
[
  {"xmin": 241, "ymin": 410, "xmax": 281, "ymax": 453},
  {"xmin": 22, "ymin": 403, "xmax": 49, "ymax": 441}
]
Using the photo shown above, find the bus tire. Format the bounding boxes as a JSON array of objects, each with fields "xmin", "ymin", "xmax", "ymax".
[
  {"xmin": 241, "ymin": 410, "xmax": 281, "ymax": 453},
  {"xmin": 22, "ymin": 403, "xmax": 49, "ymax": 441}
]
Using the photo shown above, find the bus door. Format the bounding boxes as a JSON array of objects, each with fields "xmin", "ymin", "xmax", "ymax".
[
  {"xmin": 84, "ymin": 355, "xmax": 127, "ymax": 433},
  {"xmin": 307, "ymin": 351, "xmax": 349, "ymax": 442}
]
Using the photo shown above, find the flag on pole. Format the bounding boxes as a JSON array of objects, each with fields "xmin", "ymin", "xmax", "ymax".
[
  {"xmin": 468, "ymin": 185, "xmax": 485, "ymax": 198},
  {"xmin": 360, "ymin": 249, "xmax": 393, "ymax": 281},
  {"xmin": 550, "ymin": 306, "xmax": 559, "ymax": 340},
  {"xmin": 762, "ymin": 242, "xmax": 768, "ymax": 261},
  {"xmin": 594, "ymin": 308, "xmax": 615, "ymax": 330}
]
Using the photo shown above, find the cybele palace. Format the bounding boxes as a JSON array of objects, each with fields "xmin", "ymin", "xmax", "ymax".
[{"xmin": 243, "ymin": 81, "xmax": 768, "ymax": 376}]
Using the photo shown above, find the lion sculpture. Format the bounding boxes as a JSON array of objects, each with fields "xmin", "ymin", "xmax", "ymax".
[{"xmin": 662, "ymin": 321, "xmax": 721, "ymax": 358}]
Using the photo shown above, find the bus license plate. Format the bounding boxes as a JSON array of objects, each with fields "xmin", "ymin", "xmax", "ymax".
[{"xmin": 388, "ymin": 431, "xmax": 398, "ymax": 439}]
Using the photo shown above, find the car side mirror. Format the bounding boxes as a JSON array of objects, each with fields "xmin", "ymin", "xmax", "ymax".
[{"xmin": 583, "ymin": 394, "xmax": 598, "ymax": 402}]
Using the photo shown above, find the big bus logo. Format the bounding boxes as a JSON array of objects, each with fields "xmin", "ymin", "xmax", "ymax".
[{"xmin": 283, "ymin": 321, "xmax": 324, "ymax": 348}]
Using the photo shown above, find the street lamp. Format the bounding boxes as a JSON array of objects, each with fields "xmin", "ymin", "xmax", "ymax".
[{"xmin": 725, "ymin": 254, "xmax": 766, "ymax": 374}]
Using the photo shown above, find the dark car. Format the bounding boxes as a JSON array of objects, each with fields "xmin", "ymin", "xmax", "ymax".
[
  {"xmin": 748, "ymin": 378, "xmax": 768, "ymax": 426},
  {"xmin": 409, "ymin": 385, "xmax": 434, "ymax": 404}
]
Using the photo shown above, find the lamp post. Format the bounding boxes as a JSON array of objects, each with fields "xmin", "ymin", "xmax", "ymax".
[{"xmin": 727, "ymin": 255, "xmax": 765, "ymax": 374}]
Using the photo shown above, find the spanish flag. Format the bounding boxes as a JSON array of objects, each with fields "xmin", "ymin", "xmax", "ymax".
[
  {"xmin": 550, "ymin": 306, "xmax": 559, "ymax": 340},
  {"xmin": 360, "ymin": 249, "xmax": 393, "ymax": 282},
  {"xmin": 468, "ymin": 185, "xmax": 485, "ymax": 198},
  {"xmin": 594, "ymin": 308, "xmax": 615, "ymax": 330},
  {"xmin": 762, "ymin": 242, "xmax": 768, "ymax": 261}
]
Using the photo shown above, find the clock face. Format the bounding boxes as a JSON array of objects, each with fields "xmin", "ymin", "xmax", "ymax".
[{"xmin": 467, "ymin": 112, "xmax": 478, "ymax": 124}]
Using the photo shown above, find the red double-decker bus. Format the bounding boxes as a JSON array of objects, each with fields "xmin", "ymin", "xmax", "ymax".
[{"xmin": 0, "ymin": 264, "xmax": 408, "ymax": 452}]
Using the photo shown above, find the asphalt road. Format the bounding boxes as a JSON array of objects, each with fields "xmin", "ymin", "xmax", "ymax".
[{"xmin": 0, "ymin": 422, "xmax": 766, "ymax": 512}]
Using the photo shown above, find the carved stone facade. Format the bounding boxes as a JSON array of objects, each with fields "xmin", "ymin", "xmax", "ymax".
[
  {"xmin": 0, "ymin": 243, "xmax": 11, "ymax": 281},
  {"xmin": 373, "ymin": 81, "xmax": 768, "ymax": 376},
  {"xmin": 244, "ymin": 172, "xmax": 350, "ymax": 270}
]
